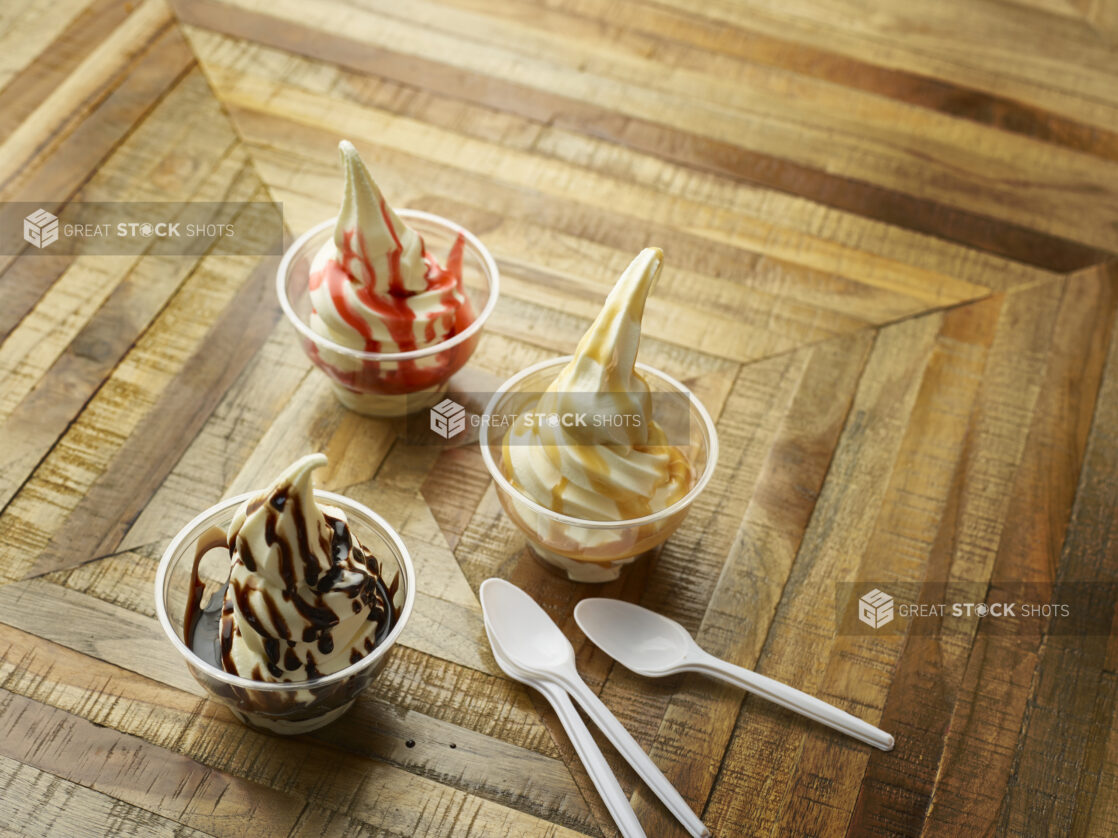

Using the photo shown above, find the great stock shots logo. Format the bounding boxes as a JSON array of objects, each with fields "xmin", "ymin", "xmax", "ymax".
[
  {"xmin": 23, "ymin": 208, "xmax": 59, "ymax": 248},
  {"xmin": 430, "ymin": 398, "xmax": 467, "ymax": 439},
  {"xmin": 406, "ymin": 390, "xmax": 693, "ymax": 446},
  {"xmin": 837, "ymin": 581, "xmax": 1113, "ymax": 637},
  {"xmin": 858, "ymin": 589, "xmax": 894, "ymax": 629},
  {"xmin": 4, "ymin": 202, "xmax": 283, "ymax": 255}
]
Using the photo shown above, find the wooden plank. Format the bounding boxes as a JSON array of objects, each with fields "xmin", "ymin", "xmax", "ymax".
[
  {"xmin": 459, "ymin": 0, "xmax": 1116, "ymax": 161},
  {"xmin": 236, "ymin": 133, "xmax": 937, "ymax": 347},
  {"xmin": 178, "ymin": 23, "xmax": 1031, "ymax": 297},
  {"xmin": 700, "ymin": 310, "xmax": 943, "ymax": 835},
  {"xmin": 0, "ymin": 25, "xmax": 195, "ymax": 338},
  {"xmin": 836, "ymin": 283, "xmax": 1068, "ymax": 835},
  {"xmin": 663, "ymin": 0, "xmax": 1118, "ymax": 130},
  {"xmin": 313, "ymin": 692, "xmax": 598, "ymax": 833},
  {"xmin": 325, "ymin": 0, "xmax": 1118, "ymax": 257},
  {"xmin": 0, "ymin": 688, "xmax": 403, "ymax": 838},
  {"xmin": 0, "ymin": 245, "xmax": 273, "ymax": 582},
  {"xmin": 472, "ymin": 236, "xmax": 870, "ymax": 367},
  {"xmin": 1079, "ymin": 0, "xmax": 1118, "ymax": 49},
  {"xmin": 993, "ymin": 265, "xmax": 1118, "ymax": 836},
  {"xmin": 704, "ymin": 275, "xmax": 1116, "ymax": 835},
  {"xmin": 110, "ymin": 324, "xmax": 312, "ymax": 555},
  {"xmin": 0, "ymin": 0, "xmax": 98, "ymax": 93},
  {"xmin": 0, "ymin": 0, "xmax": 176, "ymax": 194},
  {"xmin": 0, "ymin": 255, "xmax": 72, "ymax": 344},
  {"xmin": 917, "ymin": 270, "xmax": 1117, "ymax": 837},
  {"xmin": 192, "ymin": 29, "xmax": 1062, "ymax": 291},
  {"xmin": 0, "ymin": 578, "xmax": 203, "ymax": 696},
  {"xmin": 0, "ymin": 123, "xmax": 257, "ymax": 424},
  {"xmin": 0, "ymin": 623, "xmax": 595, "ymax": 837},
  {"xmin": 0, "ymin": 754, "xmax": 216, "ymax": 838},
  {"xmin": 369, "ymin": 644, "xmax": 565, "ymax": 759},
  {"xmin": 1083, "ymin": 668, "xmax": 1118, "ymax": 837},
  {"xmin": 0, "ymin": 84, "xmax": 264, "ymax": 511},
  {"xmin": 196, "ymin": 27, "xmax": 1093, "ymax": 281},
  {"xmin": 19, "ymin": 250, "xmax": 280, "ymax": 580},
  {"xmin": 774, "ymin": 296, "xmax": 1003, "ymax": 836},
  {"xmin": 0, "ymin": 576, "xmax": 597, "ymax": 831},
  {"xmin": 223, "ymin": 103, "xmax": 992, "ymax": 312},
  {"xmin": 621, "ymin": 329, "xmax": 873, "ymax": 835},
  {"xmin": 175, "ymin": 1, "xmax": 1115, "ymax": 267},
  {"xmin": 46, "ymin": 548, "xmax": 166, "ymax": 617},
  {"xmin": 421, "ymin": 446, "xmax": 492, "ymax": 552},
  {"xmin": 0, "ymin": 0, "xmax": 134, "ymax": 146},
  {"xmin": 0, "ymin": 689, "xmax": 321, "ymax": 838}
]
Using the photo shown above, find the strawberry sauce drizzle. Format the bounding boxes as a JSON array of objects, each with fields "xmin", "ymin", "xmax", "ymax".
[{"xmin": 308, "ymin": 202, "xmax": 476, "ymax": 395}]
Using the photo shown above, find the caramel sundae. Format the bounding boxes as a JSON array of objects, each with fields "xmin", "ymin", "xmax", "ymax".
[{"xmin": 490, "ymin": 247, "xmax": 711, "ymax": 580}]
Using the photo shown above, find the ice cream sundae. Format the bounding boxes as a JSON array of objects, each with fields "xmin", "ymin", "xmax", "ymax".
[
  {"xmin": 282, "ymin": 140, "xmax": 490, "ymax": 414},
  {"xmin": 486, "ymin": 247, "xmax": 715, "ymax": 580},
  {"xmin": 185, "ymin": 454, "xmax": 395, "ymax": 683}
]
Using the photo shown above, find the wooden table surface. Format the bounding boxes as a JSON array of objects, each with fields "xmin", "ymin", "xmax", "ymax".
[{"xmin": 2, "ymin": 0, "xmax": 1118, "ymax": 835}]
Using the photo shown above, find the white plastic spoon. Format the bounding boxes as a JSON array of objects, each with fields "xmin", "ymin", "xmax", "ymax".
[
  {"xmin": 480, "ymin": 579, "xmax": 710, "ymax": 838},
  {"xmin": 481, "ymin": 619, "xmax": 646, "ymax": 838},
  {"xmin": 575, "ymin": 598, "xmax": 894, "ymax": 752}
]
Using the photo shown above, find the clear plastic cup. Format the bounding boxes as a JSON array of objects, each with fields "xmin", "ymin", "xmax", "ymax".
[
  {"xmin": 479, "ymin": 357, "xmax": 718, "ymax": 582},
  {"xmin": 277, "ymin": 210, "xmax": 499, "ymax": 417},
  {"xmin": 154, "ymin": 490, "xmax": 415, "ymax": 734}
]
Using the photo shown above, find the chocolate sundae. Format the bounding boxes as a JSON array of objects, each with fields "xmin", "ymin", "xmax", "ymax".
[{"xmin": 185, "ymin": 454, "xmax": 395, "ymax": 684}]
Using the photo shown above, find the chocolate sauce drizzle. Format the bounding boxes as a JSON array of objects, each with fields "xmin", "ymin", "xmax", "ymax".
[{"xmin": 185, "ymin": 488, "xmax": 395, "ymax": 684}]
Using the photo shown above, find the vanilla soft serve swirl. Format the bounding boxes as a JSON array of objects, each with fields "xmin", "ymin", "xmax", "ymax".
[
  {"xmin": 219, "ymin": 454, "xmax": 392, "ymax": 682},
  {"xmin": 307, "ymin": 141, "xmax": 474, "ymax": 388},
  {"xmin": 502, "ymin": 248, "xmax": 690, "ymax": 530}
]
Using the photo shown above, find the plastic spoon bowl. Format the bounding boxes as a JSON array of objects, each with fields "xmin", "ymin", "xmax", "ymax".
[
  {"xmin": 480, "ymin": 579, "xmax": 710, "ymax": 838},
  {"xmin": 575, "ymin": 598, "xmax": 894, "ymax": 752}
]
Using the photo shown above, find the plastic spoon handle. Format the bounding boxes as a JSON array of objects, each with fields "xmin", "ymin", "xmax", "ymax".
[
  {"xmin": 538, "ymin": 681, "xmax": 647, "ymax": 838},
  {"xmin": 559, "ymin": 675, "xmax": 710, "ymax": 838},
  {"xmin": 690, "ymin": 653, "xmax": 894, "ymax": 751}
]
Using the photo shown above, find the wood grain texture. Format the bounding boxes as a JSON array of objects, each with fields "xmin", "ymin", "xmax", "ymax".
[
  {"xmin": 0, "ymin": 754, "xmax": 217, "ymax": 838},
  {"xmin": 2, "ymin": 0, "xmax": 1117, "ymax": 835}
]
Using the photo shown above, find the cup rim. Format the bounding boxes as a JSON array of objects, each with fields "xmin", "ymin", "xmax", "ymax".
[
  {"xmin": 276, "ymin": 209, "xmax": 501, "ymax": 363},
  {"xmin": 154, "ymin": 489, "xmax": 416, "ymax": 693},
  {"xmin": 478, "ymin": 356, "xmax": 719, "ymax": 529}
]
